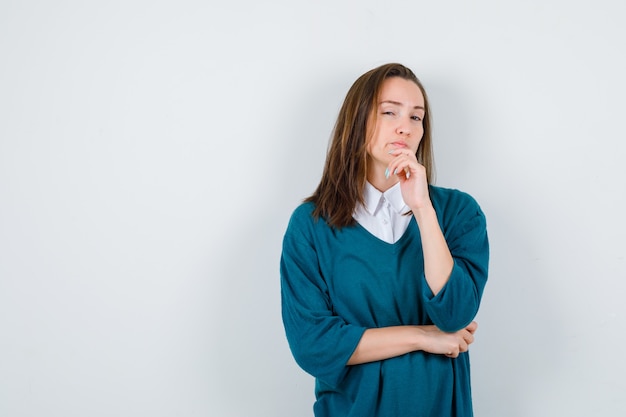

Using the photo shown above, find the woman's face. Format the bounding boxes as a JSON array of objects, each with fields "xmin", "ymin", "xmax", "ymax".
[{"xmin": 366, "ymin": 77, "xmax": 425, "ymax": 178}]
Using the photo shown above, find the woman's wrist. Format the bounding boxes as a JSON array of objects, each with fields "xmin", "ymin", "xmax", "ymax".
[{"xmin": 411, "ymin": 203, "xmax": 436, "ymax": 224}]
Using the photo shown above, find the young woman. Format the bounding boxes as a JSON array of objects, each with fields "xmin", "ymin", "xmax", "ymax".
[{"xmin": 280, "ymin": 63, "xmax": 489, "ymax": 417}]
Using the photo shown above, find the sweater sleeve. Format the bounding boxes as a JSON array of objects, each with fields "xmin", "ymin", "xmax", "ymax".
[
  {"xmin": 280, "ymin": 207, "xmax": 366, "ymax": 388},
  {"xmin": 423, "ymin": 191, "xmax": 490, "ymax": 332}
]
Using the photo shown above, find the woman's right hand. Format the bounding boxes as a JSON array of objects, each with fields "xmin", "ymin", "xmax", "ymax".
[{"xmin": 417, "ymin": 321, "xmax": 478, "ymax": 358}]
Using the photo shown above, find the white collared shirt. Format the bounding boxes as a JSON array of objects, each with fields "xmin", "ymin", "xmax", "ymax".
[{"xmin": 353, "ymin": 182, "xmax": 412, "ymax": 244}]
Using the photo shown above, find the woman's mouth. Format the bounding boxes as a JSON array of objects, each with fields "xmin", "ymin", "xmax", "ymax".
[{"xmin": 390, "ymin": 141, "xmax": 407, "ymax": 148}]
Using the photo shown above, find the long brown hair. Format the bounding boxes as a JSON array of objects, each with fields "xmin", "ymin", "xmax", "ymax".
[{"xmin": 305, "ymin": 63, "xmax": 435, "ymax": 228}]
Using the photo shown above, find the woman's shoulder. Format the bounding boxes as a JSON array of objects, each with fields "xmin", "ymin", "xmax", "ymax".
[
  {"xmin": 429, "ymin": 185, "xmax": 484, "ymax": 217},
  {"xmin": 283, "ymin": 201, "xmax": 334, "ymax": 248},
  {"xmin": 288, "ymin": 201, "xmax": 316, "ymax": 222},
  {"xmin": 285, "ymin": 201, "xmax": 321, "ymax": 235},
  {"xmin": 429, "ymin": 184, "xmax": 477, "ymax": 202}
]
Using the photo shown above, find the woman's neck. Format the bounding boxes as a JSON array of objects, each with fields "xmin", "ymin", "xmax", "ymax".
[{"xmin": 367, "ymin": 169, "xmax": 399, "ymax": 193}]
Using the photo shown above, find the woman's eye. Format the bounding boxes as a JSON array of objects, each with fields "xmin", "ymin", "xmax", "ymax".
[
  {"xmin": 411, "ymin": 115, "xmax": 422, "ymax": 121},
  {"xmin": 382, "ymin": 111, "xmax": 395, "ymax": 116}
]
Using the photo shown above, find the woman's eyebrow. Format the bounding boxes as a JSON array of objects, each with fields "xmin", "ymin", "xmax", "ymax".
[{"xmin": 379, "ymin": 100, "xmax": 425, "ymax": 110}]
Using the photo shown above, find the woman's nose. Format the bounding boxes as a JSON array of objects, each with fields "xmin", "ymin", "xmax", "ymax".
[{"xmin": 396, "ymin": 122, "xmax": 411, "ymax": 136}]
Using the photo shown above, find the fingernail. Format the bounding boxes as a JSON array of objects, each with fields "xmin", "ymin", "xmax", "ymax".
[
  {"xmin": 387, "ymin": 150, "xmax": 395, "ymax": 154},
  {"xmin": 384, "ymin": 168, "xmax": 389, "ymax": 179},
  {"xmin": 393, "ymin": 169, "xmax": 398, "ymax": 175}
]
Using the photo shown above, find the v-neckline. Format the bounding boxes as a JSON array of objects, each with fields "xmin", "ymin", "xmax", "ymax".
[{"xmin": 352, "ymin": 215, "xmax": 418, "ymax": 249}]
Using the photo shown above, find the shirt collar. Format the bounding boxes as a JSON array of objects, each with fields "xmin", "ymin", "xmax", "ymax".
[
  {"xmin": 385, "ymin": 182, "xmax": 409, "ymax": 214},
  {"xmin": 362, "ymin": 181, "xmax": 409, "ymax": 215}
]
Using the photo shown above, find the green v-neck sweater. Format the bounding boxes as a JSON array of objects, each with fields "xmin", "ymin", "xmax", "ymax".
[{"xmin": 280, "ymin": 185, "xmax": 489, "ymax": 417}]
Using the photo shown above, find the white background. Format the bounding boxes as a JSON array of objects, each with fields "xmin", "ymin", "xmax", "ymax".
[{"xmin": 1, "ymin": 1, "xmax": 625, "ymax": 416}]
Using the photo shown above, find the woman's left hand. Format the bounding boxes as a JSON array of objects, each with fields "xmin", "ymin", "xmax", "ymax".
[{"xmin": 387, "ymin": 149, "xmax": 430, "ymax": 210}]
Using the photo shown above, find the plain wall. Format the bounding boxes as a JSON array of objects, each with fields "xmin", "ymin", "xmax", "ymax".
[{"xmin": 1, "ymin": 1, "xmax": 625, "ymax": 416}]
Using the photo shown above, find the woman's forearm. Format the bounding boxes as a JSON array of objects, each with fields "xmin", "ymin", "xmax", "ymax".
[
  {"xmin": 347, "ymin": 326, "xmax": 421, "ymax": 365},
  {"xmin": 413, "ymin": 204, "xmax": 454, "ymax": 295},
  {"xmin": 347, "ymin": 322, "xmax": 477, "ymax": 365}
]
